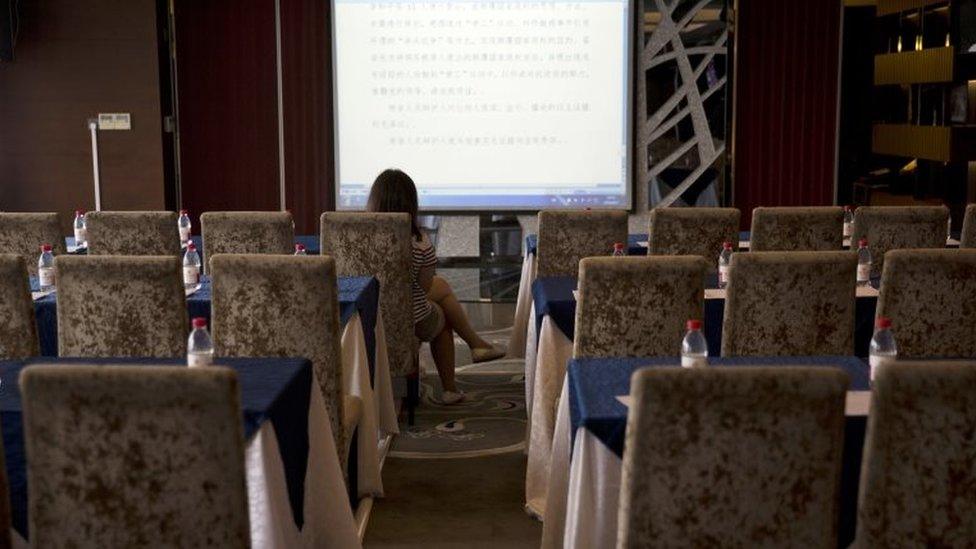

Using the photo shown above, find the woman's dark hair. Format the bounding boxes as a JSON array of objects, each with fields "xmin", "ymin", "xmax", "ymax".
[{"xmin": 366, "ymin": 168, "xmax": 422, "ymax": 240}]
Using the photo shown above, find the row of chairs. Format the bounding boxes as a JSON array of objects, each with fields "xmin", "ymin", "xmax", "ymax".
[
  {"xmin": 537, "ymin": 204, "xmax": 974, "ymax": 277},
  {"xmin": 619, "ymin": 361, "xmax": 976, "ymax": 547},
  {"xmin": 0, "ymin": 253, "xmax": 357, "ymax": 467},
  {"xmin": 573, "ymin": 249, "xmax": 976, "ymax": 359}
]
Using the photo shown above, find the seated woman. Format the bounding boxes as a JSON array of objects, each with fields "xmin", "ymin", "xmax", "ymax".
[{"xmin": 367, "ymin": 169, "xmax": 505, "ymax": 404}]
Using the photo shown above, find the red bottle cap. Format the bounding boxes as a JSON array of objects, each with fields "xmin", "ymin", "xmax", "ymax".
[
  {"xmin": 613, "ymin": 242, "xmax": 625, "ymax": 251},
  {"xmin": 180, "ymin": 209, "xmax": 189, "ymax": 215},
  {"xmin": 75, "ymin": 209, "xmax": 84, "ymax": 216},
  {"xmin": 876, "ymin": 317, "xmax": 892, "ymax": 329},
  {"xmin": 40, "ymin": 244, "xmax": 52, "ymax": 252},
  {"xmin": 187, "ymin": 242, "xmax": 196, "ymax": 251},
  {"xmin": 295, "ymin": 243, "xmax": 306, "ymax": 252},
  {"xmin": 858, "ymin": 238, "xmax": 868, "ymax": 248},
  {"xmin": 722, "ymin": 241, "xmax": 733, "ymax": 250},
  {"xmin": 845, "ymin": 205, "xmax": 852, "ymax": 211},
  {"xmin": 192, "ymin": 317, "xmax": 207, "ymax": 329},
  {"xmin": 686, "ymin": 319, "xmax": 702, "ymax": 331}
]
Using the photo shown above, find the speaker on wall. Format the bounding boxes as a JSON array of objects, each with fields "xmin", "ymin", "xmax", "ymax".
[{"xmin": 0, "ymin": 0, "xmax": 17, "ymax": 62}]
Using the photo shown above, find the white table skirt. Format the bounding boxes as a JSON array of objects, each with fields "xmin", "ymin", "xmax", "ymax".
[
  {"xmin": 12, "ymin": 378, "xmax": 364, "ymax": 549},
  {"xmin": 371, "ymin": 310, "xmax": 400, "ymax": 436},
  {"xmin": 508, "ymin": 252, "xmax": 537, "ymax": 358},
  {"xmin": 341, "ymin": 313, "xmax": 383, "ymax": 499},
  {"xmin": 525, "ymin": 314, "xmax": 574, "ymax": 517}
]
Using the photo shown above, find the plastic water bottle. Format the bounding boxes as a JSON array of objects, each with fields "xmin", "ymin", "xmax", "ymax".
[
  {"xmin": 294, "ymin": 243, "xmax": 307, "ymax": 255},
  {"xmin": 183, "ymin": 242, "xmax": 201, "ymax": 289},
  {"xmin": 681, "ymin": 319, "xmax": 708, "ymax": 368},
  {"xmin": 869, "ymin": 317, "xmax": 897, "ymax": 382},
  {"xmin": 718, "ymin": 241, "xmax": 733, "ymax": 289},
  {"xmin": 38, "ymin": 244, "xmax": 55, "ymax": 292},
  {"xmin": 178, "ymin": 209, "xmax": 192, "ymax": 245},
  {"xmin": 187, "ymin": 317, "xmax": 214, "ymax": 367},
  {"xmin": 73, "ymin": 210, "xmax": 87, "ymax": 248},
  {"xmin": 843, "ymin": 205, "xmax": 854, "ymax": 238},
  {"xmin": 857, "ymin": 238, "xmax": 871, "ymax": 286},
  {"xmin": 612, "ymin": 242, "xmax": 625, "ymax": 257}
]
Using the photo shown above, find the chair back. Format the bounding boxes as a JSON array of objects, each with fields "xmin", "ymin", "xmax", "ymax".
[
  {"xmin": 722, "ymin": 251, "xmax": 857, "ymax": 356},
  {"xmin": 856, "ymin": 361, "xmax": 976, "ymax": 547},
  {"xmin": 320, "ymin": 212, "xmax": 414, "ymax": 376},
  {"xmin": 618, "ymin": 367, "xmax": 847, "ymax": 548},
  {"xmin": 200, "ymin": 211, "xmax": 294, "ymax": 273},
  {"xmin": 21, "ymin": 364, "xmax": 249, "ymax": 548},
  {"xmin": 750, "ymin": 206, "xmax": 845, "ymax": 252},
  {"xmin": 0, "ymin": 255, "xmax": 38, "ymax": 359},
  {"xmin": 55, "ymin": 255, "xmax": 188, "ymax": 357},
  {"xmin": 851, "ymin": 206, "xmax": 948, "ymax": 277},
  {"xmin": 0, "ymin": 213, "xmax": 65, "ymax": 276},
  {"xmin": 876, "ymin": 249, "xmax": 976, "ymax": 358},
  {"xmin": 86, "ymin": 211, "xmax": 181, "ymax": 256},
  {"xmin": 647, "ymin": 207, "xmax": 740, "ymax": 268},
  {"xmin": 537, "ymin": 210, "xmax": 628, "ymax": 277},
  {"xmin": 210, "ymin": 254, "xmax": 344, "ymax": 454},
  {"xmin": 575, "ymin": 256, "xmax": 706, "ymax": 358},
  {"xmin": 961, "ymin": 204, "xmax": 975, "ymax": 248}
]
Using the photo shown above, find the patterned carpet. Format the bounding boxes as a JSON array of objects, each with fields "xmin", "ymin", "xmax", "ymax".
[{"xmin": 390, "ymin": 345, "xmax": 528, "ymax": 459}]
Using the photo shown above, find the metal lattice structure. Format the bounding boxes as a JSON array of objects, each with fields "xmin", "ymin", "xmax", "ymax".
[{"xmin": 636, "ymin": 0, "xmax": 729, "ymax": 209}]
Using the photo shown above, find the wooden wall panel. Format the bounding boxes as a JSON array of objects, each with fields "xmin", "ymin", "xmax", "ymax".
[
  {"xmin": 0, "ymin": 0, "xmax": 165, "ymax": 231},
  {"xmin": 173, "ymin": 0, "xmax": 281, "ymax": 222},
  {"xmin": 732, "ymin": 0, "xmax": 842, "ymax": 227}
]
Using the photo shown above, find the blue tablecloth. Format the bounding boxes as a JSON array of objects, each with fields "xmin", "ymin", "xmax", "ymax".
[
  {"xmin": 31, "ymin": 276, "xmax": 380, "ymax": 370},
  {"xmin": 532, "ymin": 276, "xmax": 878, "ymax": 358},
  {"xmin": 65, "ymin": 234, "xmax": 322, "ymax": 258},
  {"xmin": 567, "ymin": 355, "xmax": 869, "ymax": 547},
  {"xmin": 0, "ymin": 356, "xmax": 313, "ymax": 538},
  {"xmin": 524, "ymin": 231, "xmax": 752, "ymax": 257}
]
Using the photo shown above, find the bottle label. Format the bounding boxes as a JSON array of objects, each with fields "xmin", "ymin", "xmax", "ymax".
[
  {"xmin": 188, "ymin": 352, "xmax": 213, "ymax": 368},
  {"xmin": 869, "ymin": 354, "xmax": 893, "ymax": 381},
  {"xmin": 843, "ymin": 222, "xmax": 852, "ymax": 238},
  {"xmin": 718, "ymin": 264, "xmax": 729, "ymax": 285},
  {"xmin": 681, "ymin": 356, "xmax": 707, "ymax": 369},
  {"xmin": 857, "ymin": 263, "xmax": 871, "ymax": 282},
  {"xmin": 74, "ymin": 227, "xmax": 87, "ymax": 244},
  {"xmin": 38, "ymin": 267, "xmax": 55, "ymax": 288},
  {"xmin": 183, "ymin": 266, "xmax": 200, "ymax": 285},
  {"xmin": 180, "ymin": 226, "xmax": 190, "ymax": 243}
]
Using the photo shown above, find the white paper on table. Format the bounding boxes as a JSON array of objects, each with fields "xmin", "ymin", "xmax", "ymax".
[
  {"xmin": 617, "ymin": 392, "xmax": 871, "ymax": 416},
  {"xmin": 704, "ymin": 288, "xmax": 725, "ymax": 300},
  {"xmin": 738, "ymin": 240, "xmax": 750, "ymax": 250},
  {"xmin": 184, "ymin": 285, "xmax": 200, "ymax": 297},
  {"xmin": 855, "ymin": 285, "xmax": 879, "ymax": 298},
  {"xmin": 31, "ymin": 290, "xmax": 54, "ymax": 301},
  {"xmin": 637, "ymin": 240, "xmax": 648, "ymax": 248}
]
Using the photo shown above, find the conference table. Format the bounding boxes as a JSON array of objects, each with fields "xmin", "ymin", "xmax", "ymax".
[
  {"xmin": 523, "ymin": 273, "xmax": 880, "ymax": 518},
  {"xmin": 28, "ymin": 274, "xmax": 397, "ymax": 504},
  {"xmin": 67, "ymin": 234, "xmax": 323, "ymax": 257},
  {"xmin": 1, "ymin": 357, "xmax": 362, "ymax": 549},
  {"xmin": 541, "ymin": 355, "xmax": 871, "ymax": 549}
]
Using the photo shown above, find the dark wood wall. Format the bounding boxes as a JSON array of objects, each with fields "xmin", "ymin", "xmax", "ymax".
[
  {"xmin": 0, "ymin": 0, "xmax": 166, "ymax": 231},
  {"xmin": 173, "ymin": 0, "xmax": 334, "ymax": 234},
  {"xmin": 732, "ymin": 0, "xmax": 842, "ymax": 226}
]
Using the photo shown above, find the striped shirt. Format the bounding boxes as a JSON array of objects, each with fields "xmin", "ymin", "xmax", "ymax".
[{"xmin": 411, "ymin": 234, "xmax": 438, "ymax": 322}]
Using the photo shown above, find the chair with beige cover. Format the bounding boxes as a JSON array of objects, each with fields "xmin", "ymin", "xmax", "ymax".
[
  {"xmin": 55, "ymin": 255, "xmax": 187, "ymax": 357},
  {"xmin": 618, "ymin": 367, "xmax": 847, "ymax": 548},
  {"xmin": 575, "ymin": 256, "xmax": 707, "ymax": 358},
  {"xmin": 961, "ymin": 203, "xmax": 976, "ymax": 248},
  {"xmin": 210, "ymin": 254, "xmax": 352, "ymax": 463},
  {"xmin": 21, "ymin": 364, "xmax": 249, "ymax": 548},
  {"xmin": 750, "ymin": 206, "xmax": 845, "ymax": 252},
  {"xmin": 851, "ymin": 205, "xmax": 948, "ymax": 277},
  {"xmin": 876, "ymin": 249, "xmax": 976, "ymax": 359},
  {"xmin": 0, "ymin": 213, "xmax": 65, "ymax": 275},
  {"xmin": 85, "ymin": 211, "xmax": 181, "ymax": 256},
  {"xmin": 722, "ymin": 251, "xmax": 857, "ymax": 357},
  {"xmin": 201, "ymin": 211, "xmax": 295, "ymax": 273},
  {"xmin": 647, "ymin": 207, "xmax": 740, "ymax": 268},
  {"xmin": 321, "ymin": 212, "xmax": 414, "ymax": 377},
  {"xmin": 856, "ymin": 361, "xmax": 976, "ymax": 547},
  {"xmin": 537, "ymin": 210, "xmax": 628, "ymax": 277},
  {"xmin": 0, "ymin": 255, "xmax": 38, "ymax": 359}
]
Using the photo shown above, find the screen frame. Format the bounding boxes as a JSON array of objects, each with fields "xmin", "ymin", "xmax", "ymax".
[{"xmin": 329, "ymin": 0, "xmax": 636, "ymax": 214}]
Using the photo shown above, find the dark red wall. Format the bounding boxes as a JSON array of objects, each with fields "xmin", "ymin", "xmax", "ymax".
[{"xmin": 732, "ymin": 0, "xmax": 842, "ymax": 226}]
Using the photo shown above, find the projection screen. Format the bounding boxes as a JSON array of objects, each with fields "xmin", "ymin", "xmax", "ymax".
[{"xmin": 332, "ymin": 0, "xmax": 632, "ymax": 210}]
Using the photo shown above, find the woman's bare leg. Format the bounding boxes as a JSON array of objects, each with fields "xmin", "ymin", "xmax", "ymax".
[
  {"xmin": 429, "ymin": 325, "xmax": 459, "ymax": 392},
  {"xmin": 427, "ymin": 276, "xmax": 493, "ymax": 350}
]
